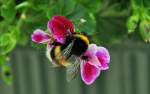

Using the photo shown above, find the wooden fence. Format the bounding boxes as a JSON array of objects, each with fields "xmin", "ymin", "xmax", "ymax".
[{"xmin": 0, "ymin": 43, "xmax": 150, "ymax": 94}]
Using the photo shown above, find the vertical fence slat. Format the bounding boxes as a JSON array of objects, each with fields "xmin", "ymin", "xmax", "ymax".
[
  {"xmin": 15, "ymin": 50, "xmax": 29, "ymax": 94},
  {"xmin": 122, "ymin": 51, "xmax": 132, "ymax": 94},
  {"xmin": 27, "ymin": 51, "xmax": 43, "ymax": 94},
  {"xmin": 85, "ymin": 83, "xmax": 98, "ymax": 94},
  {"xmin": 47, "ymin": 68, "xmax": 60, "ymax": 94},
  {"xmin": 66, "ymin": 77, "xmax": 81, "ymax": 94},
  {"xmin": 105, "ymin": 52, "xmax": 122, "ymax": 94},
  {"xmin": 135, "ymin": 52, "xmax": 149, "ymax": 94}
]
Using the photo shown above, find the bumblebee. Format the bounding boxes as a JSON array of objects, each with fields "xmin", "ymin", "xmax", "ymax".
[{"xmin": 46, "ymin": 32, "xmax": 90, "ymax": 67}]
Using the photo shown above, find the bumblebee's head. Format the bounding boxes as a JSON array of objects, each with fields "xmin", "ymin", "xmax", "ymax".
[{"xmin": 73, "ymin": 33, "xmax": 89, "ymax": 45}]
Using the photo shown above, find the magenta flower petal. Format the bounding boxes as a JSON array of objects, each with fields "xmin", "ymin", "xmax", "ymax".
[
  {"xmin": 31, "ymin": 29, "xmax": 50, "ymax": 43},
  {"xmin": 52, "ymin": 16, "xmax": 74, "ymax": 33},
  {"xmin": 81, "ymin": 62, "xmax": 101, "ymax": 85},
  {"xmin": 89, "ymin": 56, "xmax": 101, "ymax": 67},
  {"xmin": 96, "ymin": 47, "xmax": 110, "ymax": 70},
  {"xmin": 84, "ymin": 44, "xmax": 97, "ymax": 56},
  {"xmin": 48, "ymin": 19, "xmax": 66, "ymax": 43},
  {"xmin": 84, "ymin": 44, "xmax": 101, "ymax": 67},
  {"xmin": 47, "ymin": 15, "xmax": 74, "ymax": 43}
]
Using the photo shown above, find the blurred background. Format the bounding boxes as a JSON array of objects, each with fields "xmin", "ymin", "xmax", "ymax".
[{"xmin": 0, "ymin": 0, "xmax": 150, "ymax": 94}]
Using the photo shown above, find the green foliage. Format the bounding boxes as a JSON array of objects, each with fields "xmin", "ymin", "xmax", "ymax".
[
  {"xmin": 0, "ymin": 0, "xmax": 16, "ymax": 23},
  {"xmin": 0, "ymin": 33, "xmax": 16, "ymax": 55},
  {"xmin": 0, "ymin": 56, "xmax": 13, "ymax": 85},
  {"xmin": 126, "ymin": 0, "xmax": 150, "ymax": 43},
  {"xmin": 91, "ymin": 0, "xmax": 129, "ymax": 45},
  {"xmin": 139, "ymin": 20, "xmax": 150, "ymax": 42},
  {"xmin": 1, "ymin": 62, "xmax": 13, "ymax": 85}
]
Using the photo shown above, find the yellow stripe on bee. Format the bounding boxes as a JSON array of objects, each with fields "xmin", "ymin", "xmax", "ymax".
[
  {"xmin": 54, "ymin": 46, "xmax": 61, "ymax": 65},
  {"xmin": 73, "ymin": 34, "xmax": 89, "ymax": 44},
  {"xmin": 54, "ymin": 46, "xmax": 70, "ymax": 67},
  {"xmin": 55, "ymin": 46, "xmax": 61, "ymax": 55}
]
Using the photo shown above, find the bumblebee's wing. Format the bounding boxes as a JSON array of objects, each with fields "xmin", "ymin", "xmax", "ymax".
[
  {"xmin": 60, "ymin": 40, "xmax": 74, "ymax": 59},
  {"xmin": 66, "ymin": 55, "xmax": 80, "ymax": 82}
]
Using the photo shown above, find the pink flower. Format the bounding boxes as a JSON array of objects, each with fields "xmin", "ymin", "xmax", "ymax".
[
  {"xmin": 80, "ymin": 44, "xmax": 110, "ymax": 85},
  {"xmin": 47, "ymin": 15, "xmax": 74, "ymax": 43},
  {"xmin": 32, "ymin": 16, "xmax": 74, "ymax": 45},
  {"xmin": 31, "ymin": 29, "xmax": 50, "ymax": 43}
]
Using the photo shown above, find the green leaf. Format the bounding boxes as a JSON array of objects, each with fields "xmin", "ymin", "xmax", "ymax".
[
  {"xmin": 132, "ymin": 0, "xmax": 143, "ymax": 8},
  {"xmin": 62, "ymin": 0, "xmax": 76, "ymax": 16},
  {"xmin": 46, "ymin": 4, "xmax": 59, "ymax": 19},
  {"xmin": 77, "ymin": 0, "xmax": 101, "ymax": 13},
  {"xmin": 131, "ymin": 0, "xmax": 150, "ymax": 10},
  {"xmin": 67, "ymin": 4, "xmax": 86, "ymax": 19},
  {"xmin": 15, "ymin": 1, "xmax": 30, "ymax": 10},
  {"xmin": 46, "ymin": 0, "xmax": 66, "ymax": 18},
  {"xmin": 30, "ymin": 0, "xmax": 49, "ymax": 11},
  {"xmin": 139, "ymin": 20, "xmax": 150, "ymax": 42},
  {"xmin": 46, "ymin": 0, "xmax": 76, "ymax": 18},
  {"xmin": 0, "ymin": 55, "xmax": 13, "ymax": 85},
  {"xmin": 0, "ymin": 55, "xmax": 6, "ymax": 65},
  {"xmin": 127, "ymin": 13, "xmax": 139, "ymax": 33},
  {"xmin": 0, "ymin": 0, "xmax": 16, "ymax": 23},
  {"xmin": 0, "ymin": 33, "xmax": 16, "ymax": 55},
  {"xmin": 143, "ymin": 0, "xmax": 150, "ymax": 9},
  {"xmin": 1, "ymin": 63, "xmax": 13, "ymax": 85}
]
